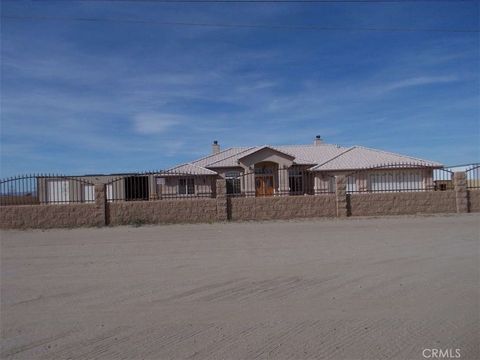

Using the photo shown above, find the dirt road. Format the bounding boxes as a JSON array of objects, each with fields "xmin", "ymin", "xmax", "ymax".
[{"xmin": 1, "ymin": 215, "xmax": 479, "ymax": 359}]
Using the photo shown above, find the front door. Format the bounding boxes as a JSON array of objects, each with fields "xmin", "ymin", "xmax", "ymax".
[{"xmin": 255, "ymin": 176, "xmax": 274, "ymax": 196}]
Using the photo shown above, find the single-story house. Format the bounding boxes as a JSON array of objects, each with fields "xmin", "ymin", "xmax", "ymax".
[
  {"xmin": 155, "ymin": 136, "xmax": 442, "ymax": 199},
  {"xmin": 35, "ymin": 136, "xmax": 443, "ymax": 203}
]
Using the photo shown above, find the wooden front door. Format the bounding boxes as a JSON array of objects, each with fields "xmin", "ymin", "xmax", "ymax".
[{"xmin": 255, "ymin": 176, "xmax": 274, "ymax": 196}]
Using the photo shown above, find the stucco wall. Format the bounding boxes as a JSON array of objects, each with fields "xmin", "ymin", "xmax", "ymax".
[
  {"xmin": 106, "ymin": 198, "xmax": 218, "ymax": 226},
  {"xmin": 468, "ymin": 190, "xmax": 480, "ymax": 213},
  {"xmin": 229, "ymin": 195, "xmax": 336, "ymax": 221},
  {"xmin": 0, "ymin": 204, "xmax": 101, "ymax": 229},
  {"xmin": 348, "ymin": 191, "xmax": 457, "ymax": 217}
]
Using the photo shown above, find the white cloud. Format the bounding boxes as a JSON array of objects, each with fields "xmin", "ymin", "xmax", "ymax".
[
  {"xmin": 133, "ymin": 113, "xmax": 181, "ymax": 134},
  {"xmin": 382, "ymin": 76, "xmax": 458, "ymax": 92}
]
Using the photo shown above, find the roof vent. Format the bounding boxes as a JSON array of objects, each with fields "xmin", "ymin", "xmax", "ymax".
[
  {"xmin": 212, "ymin": 140, "xmax": 220, "ymax": 154},
  {"xmin": 314, "ymin": 135, "xmax": 322, "ymax": 146}
]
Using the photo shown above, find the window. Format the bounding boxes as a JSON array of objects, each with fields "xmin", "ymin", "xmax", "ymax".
[
  {"xmin": 226, "ymin": 171, "xmax": 241, "ymax": 194},
  {"xmin": 47, "ymin": 180, "xmax": 70, "ymax": 204},
  {"xmin": 347, "ymin": 176, "xmax": 357, "ymax": 193},
  {"xmin": 179, "ymin": 178, "xmax": 195, "ymax": 195},
  {"xmin": 315, "ymin": 175, "xmax": 335, "ymax": 194},
  {"xmin": 288, "ymin": 168, "xmax": 303, "ymax": 194},
  {"xmin": 124, "ymin": 176, "xmax": 149, "ymax": 201},
  {"xmin": 255, "ymin": 167, "xmax": 273, "ymax": 175},
  {"xmin": 369, "ymin": 172, "xmax": 423, "ymax": 192},
  {"xmin": 83, "ymin": 184, "xmax": 95, "ymax": 202}
]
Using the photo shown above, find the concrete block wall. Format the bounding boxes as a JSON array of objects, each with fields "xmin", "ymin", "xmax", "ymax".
[
  {"xmin": 454, "ymin": 172, "xmax": 468, "ymax": 213},
  {"xmin": 216, "ymin": 179, "xmax": 228, "ymax": 221},
  {"xmin": 0, "ymin": 204, "xmax": 100, "ymax": 229},
  {"xmin": 229, "ymin": 195, "xmax": 336, "ymax": 221},
  {"xmin": 467, "ymin": 190, "xmax": 480, "ymax": 213},
  {"xmin": 348, "ymin": 191, "xmax": 457, "ymax": 217},
  {"xmin": 335, "ymin": 175, "xmax": 348, "ymax": 217},
  {"xmin": 106, "ymin": 199, "xmax": 218, "ymax": 226},
  {"xmin": 1, "ymin": 172, "xmax": 479, "ymax": 230}
]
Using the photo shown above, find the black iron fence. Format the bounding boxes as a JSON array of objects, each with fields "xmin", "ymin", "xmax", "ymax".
[
  {"xmin": 0, "ymin": 174, "xmax": 95, "ymax": 206},
  {"xmin": 1, "ymin": 163, "xmax": 478, "ymax": 206},
  {"xmin": 105, "ymin": 171, "xmax": 215, "ymax": 202},
  {"xmin": 345, "ymin": 163, "xmax": 454, "ymax": 194},
  {"xmin": 465, "ymin": 164, "xmax": 480, "ymax": 189}
]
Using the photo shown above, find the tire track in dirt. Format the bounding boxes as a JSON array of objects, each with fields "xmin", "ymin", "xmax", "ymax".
[
  {"xmin": 39, "ymin": 326, "xmax": 130, "ymax": 360},
  {"xmin": 184, "ymin": 324, "xmax": 260, "ymax": 359},
  {"xmin": 309, "ymin": 319, "xmax": 375, "ymax": 359},
  {"xmin": 9, "ymin": 285, "xmax": 103, "ymax": 308},
  {"xmin": 247, "ymin": 321, "xmax": 316, "ymax": 359},
  {"xmin": 1, "ymin": 329, "xmax": 78, "ymax": 359},
  {"xmin": 116, "ymin": 324, "xmax": 217, "ymax": 360},
  {"xmin": 154, "ymin": 278, "xmax": 246, "ymax": 303},
  {"xmin": 263, "ymin": 276, "xmax": 338, "ymax": 300},
  {"xmin": 195, "ymin": 277, "xmax": 288, "ymax": 302},
  {"xmin": 191, "ymin": 276, "xmax": 337, "ymax": 303}
]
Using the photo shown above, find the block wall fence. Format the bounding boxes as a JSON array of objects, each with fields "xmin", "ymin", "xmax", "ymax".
[{"xmin": 1, "ymin": 172, "xmax": 479, "ymax": 229}]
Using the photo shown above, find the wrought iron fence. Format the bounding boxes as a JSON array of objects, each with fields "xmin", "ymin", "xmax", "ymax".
[
  {"xmin": 105, "ymin": 170, "xmax": 215, "ymax": 202},
  {"xmin": 345, "ymin": 163, "xmax": 454, "ymax": 194},
  {"xmin": 226, "ymin": 167, "xmax": 335, "ymax": 197},
  {"xmin": 465, "ymin": 164, "xmax": 480, "ymax": 189},
  {"xmin": 0, "ymin": 174, "xmax": 95, "ymax": 206},
  {"xmin": 2, "ymin": 162, "xmax": 477, "ymax": 205}
]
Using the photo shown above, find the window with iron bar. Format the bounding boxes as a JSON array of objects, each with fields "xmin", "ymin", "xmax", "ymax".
[{"xmin": 179, "ymin": 178, "xmax": 195, "ymax": 195}]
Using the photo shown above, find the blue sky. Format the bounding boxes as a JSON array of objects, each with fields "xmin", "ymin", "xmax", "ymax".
[{"xmin": 1, "ymin": 0, "xmax": 479, "ymax": 177}]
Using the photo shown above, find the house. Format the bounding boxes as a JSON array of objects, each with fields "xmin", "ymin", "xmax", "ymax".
[
  {"xmin": 32, "ymin": 136, "xmax": 442, "ymax": 204},
  {"xmin": 155, "ymin": 136, "xmax": 443, "ymax": 198}
]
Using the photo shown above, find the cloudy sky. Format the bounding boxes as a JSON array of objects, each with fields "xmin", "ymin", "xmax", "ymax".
[{"xmin": 1, "ymin": 0, "xmax": 478, "ymax": 177}]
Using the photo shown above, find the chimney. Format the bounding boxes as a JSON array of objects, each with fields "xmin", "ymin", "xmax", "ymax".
[
  {"xmin": 314, "ymin": 135, "xmax": 323, "ymax": 146},
  {"xmin": 212, "ymin": 140, "xmax": 220, "ymax": 154}
]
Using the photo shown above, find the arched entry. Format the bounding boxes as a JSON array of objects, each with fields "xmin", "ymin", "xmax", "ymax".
[{"xmin": 255, "ymin": 162, "xmax": 276, "ymax": 196}]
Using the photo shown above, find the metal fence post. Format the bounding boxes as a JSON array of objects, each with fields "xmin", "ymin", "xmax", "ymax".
[
  {"xmin": 335, "ymin": 175, "xmax": 348, "ymax": 217},
  {"xmin": 94, "ymin": 184, "xmax": 107, "ymax": 226},
  {"xmin": 216, "ymin": 178, "xmax": 228, "ymax": 221},
  {"xmin": 454, "ymin": 171, "xmax": 468, "ymax": 213}
]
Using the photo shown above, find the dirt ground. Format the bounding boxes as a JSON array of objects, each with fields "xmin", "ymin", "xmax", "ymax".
[{"xmin": 1, "ymin": 215, "xmax": 479, "ymax": 360}]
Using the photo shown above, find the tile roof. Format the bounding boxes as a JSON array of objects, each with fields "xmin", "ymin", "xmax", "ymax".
[
  {"xmin": 167, "ymin": 163, "xmax": 218, "ymax": 175},
  {"xmin": 193, "ymin": 147, "xmax": 254, "ymax": 168},
  {"xmin": 309, "ymin": 146, "xmax": 442, "ymax": 171},
  {"xmin": 194, "ymin": 144, "xmax": 349, "ymax": 168},
  {"xmin": 168, "ymin": 143, "xmax": 442, "ymax": 175},
  {"xmin": 273, "ymin": 144, "xmax": 349, "ymax": 165},
  {"xmin": 237, "ymin": 145, "xmax": 295, "ymax": 160}
]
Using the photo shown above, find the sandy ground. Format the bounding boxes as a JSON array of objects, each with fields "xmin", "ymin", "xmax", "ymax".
[{"xmin": 1, "ymin": 214, "xmax": 479, "ymax": 360}]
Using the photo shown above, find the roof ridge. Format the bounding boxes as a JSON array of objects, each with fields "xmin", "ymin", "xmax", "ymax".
[
  {"xmin": 168, "ymin": 162, "xmax": 218, "ymax": 174},
  {"xmin": 237, "ymin": 145, "xmax": 297, "ymax": 160},
  {"xmin": 261, "ymin": 145, "xmax": 297, "ymax": 158},
  {"xmin": 277, "ymin": 143, "xmax": 342, "ymax": 148},
  {"xmin": 310, "ymin": 146, "xmax": 356, "ymax": 170},
  {"xmin": 205, "ymin": 146, "xmax": 257, "ymax": 167},
  {"xmin": 190, "ymin": 147, "xmax": 237, "ymax": 165},
  {"xmin": 168, "ymin": 161, "xmax": 203, "ymax": 170},
  {"xmin": 353, "ymin": 145, "xmax": 442, "ymax": 165}
]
